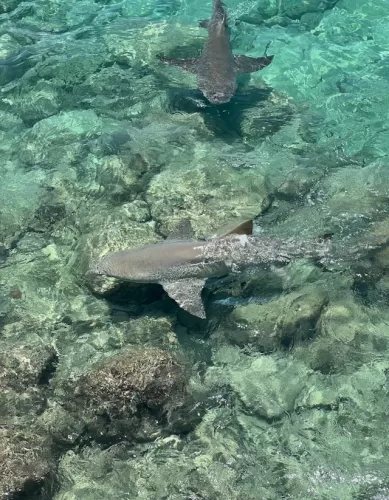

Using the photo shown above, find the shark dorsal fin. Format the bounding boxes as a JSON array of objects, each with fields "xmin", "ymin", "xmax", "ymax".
[{"xmin": 212, "ymin": 219, "xmax": 253, "ymax": 239}]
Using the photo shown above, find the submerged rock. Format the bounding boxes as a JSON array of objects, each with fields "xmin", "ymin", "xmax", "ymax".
[
  {"xmin": 147, "ymin": 161, "xmax": 270, "ymax": 238},
  {"xmin": 282, "ymin": 0, "xmax": 338, "ymax": 20},
  {"xmin": 275, "ymin": 166, "xmax": 324, "ymax": 200},
  {"xmin": 229, "ymin": 356, "xmax": 309, "ymax": 419},
  {"xmin": 239, "ymin": 89, "xmax": 295, "ymax": 141},
  {"xmin": 0, "ymin": 165, "xmax": 44, "ymax": 242},
  {"xmin": 218, "ymin": 284, "xmax": 328, "ymax": 351},
  {"xmin": 63, "ymin": 348, "xmax": 201, "ymax": 443},
  {"xmin": 0, "ymin": 426, "xmax": 55, "ymax": 500},
  {"xmin": 9, "ymin": 81, "xmax": 61, "ymax": 124},
  {"xmin": 39, "ymin": 403, "xmax": 86, "ymax": 448},
  {"xmin": 238, "ymin": 0, "xmax": 337, "ymax": 27},
  {"xmin": 0, "ymin": 0, "xmax": 23, "ymax": 13},
  {"xmin": 0, "ymin": 344, "xmax": 57, "ymax": 498},
  {"xmin": 0, "ymin": 343, "xmax": 57, "ymax": 419},
  {"xmin": 293, "ymin": 295, "xmax": 389, "ymax": 374},
  {"xmin": 0, "ymin": 344, "xmax": 57, "ymax": 388},
  {"xmin": 0, "ymin": 285, "xmax": 15, "ymax": 329},
  {"xmin": 206, "ymin": 347, "xmax": 309, "ymax": 420},
  {"xmin": 20, "ymin": 110, "xmax": 103, "ymax": 166}
]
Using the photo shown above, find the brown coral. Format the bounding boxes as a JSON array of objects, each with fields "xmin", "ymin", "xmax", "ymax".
[
  {"xmin": 0, "ymin": 427, "xmax": 54, "ymax": 499},
  {"xmin": 64, "ymin": 348, "xmax": 200, "ymax": 443}
]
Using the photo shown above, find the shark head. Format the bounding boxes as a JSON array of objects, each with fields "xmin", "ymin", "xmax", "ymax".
[
  {"xmin": 88, "ymin": 240, "xmax": 208, "ymax": 284},
  {"xmin": 199, "ymin": 77, "xmax": 237, "ymax": 104},
  {"xmin": 198, "ymin": 67, "xmax": 237, "ymax": 105},
  {"xmin": 203, "ymin": 90, "xmax": 233, "ymax": 104},
  {"xmin": 88, "ymin": 256, "xmax": 110, "ymax": 277},
  {"xmin": 88, "ymin": 255, "xmax": 123, "ymax": 281},
  {"xmin": 88, "ymin": 250, "xmax": 153, "ymax": 282}
]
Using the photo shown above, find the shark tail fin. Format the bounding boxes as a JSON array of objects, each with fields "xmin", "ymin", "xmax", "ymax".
[
  {"xmin": 213, "ymin": 0, "xmax": 226, "ymax": 9},
  {"xmin": 213, "ymin": 0, "xmax": 228, "ymax": 27}
]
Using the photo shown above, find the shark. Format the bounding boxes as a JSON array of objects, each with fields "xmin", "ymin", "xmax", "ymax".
[
  {"xmin": 89, "ymin": 221, "xmax": 330, "ymax": 319},
  {"xmin": 157, "ymin": 0, "xmax": 274, "ymax": 104}
]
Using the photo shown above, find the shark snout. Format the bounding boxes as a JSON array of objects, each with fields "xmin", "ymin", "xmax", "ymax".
[
  {"xmin": 87, "ymin": 259, "xmax": 102, "ymax": 276},
  {"xmin": 205, "ymin": 91, "xmax": 232, "ymax": 104}
]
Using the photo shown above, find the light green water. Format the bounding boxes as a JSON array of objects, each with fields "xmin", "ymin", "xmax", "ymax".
[{"xmin": 1, "ymin": 0, "xmax": 389, "ymax": 498}]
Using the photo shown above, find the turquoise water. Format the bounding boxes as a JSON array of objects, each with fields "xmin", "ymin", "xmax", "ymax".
[{"xmin": 1, "ymin": 0, "xmax": 389, "ymax": 498}]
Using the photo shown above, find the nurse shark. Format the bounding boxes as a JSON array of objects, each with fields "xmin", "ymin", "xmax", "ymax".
[
  {"xmin": 89, "ymin": 221, "xmax": 330, "ymax": 318},
  {"xmin": 158, "ymin": 0, "xmax": 274, "ymax": 104}
]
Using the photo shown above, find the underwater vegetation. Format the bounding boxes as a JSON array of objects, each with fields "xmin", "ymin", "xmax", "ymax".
[{"xmin": 1, "ymin": 0, "xmax": 389, "ymax": 498}]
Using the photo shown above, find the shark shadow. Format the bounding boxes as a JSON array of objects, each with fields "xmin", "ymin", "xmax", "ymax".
[{"xmin": 164, "ymin": 85, "xmax": 274, "ymax": 139}]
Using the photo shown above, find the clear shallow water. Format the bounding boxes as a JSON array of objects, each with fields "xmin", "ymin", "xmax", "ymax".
[{"xmin": 1, "ymin": 0, "xmax": 389, "ymax": 498}]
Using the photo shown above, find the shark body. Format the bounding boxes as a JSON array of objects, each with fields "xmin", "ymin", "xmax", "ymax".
[
  {"xmin": 158, "ymin": 0, "xmax": 274, "ymax": 104},
  {"xmin": 89, "ymin": 222, "xmax": 329, "ymax": 318}
]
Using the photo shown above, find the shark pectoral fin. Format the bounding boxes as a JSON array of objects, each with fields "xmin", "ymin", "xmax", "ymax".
[
  {"xmin": 161, "ymin": 279, "xmax": 206, "ymax": 318},
  {"xmin": 157, "ymin": 55, "xmax": 199, "ymax": 74},
  {"xmin": 234, "ymin": 54, "xmax": 274, "ymax": 74},
  {"xmin": 199, "ymin": 19, "xmax": 210, "ymax": 28}
]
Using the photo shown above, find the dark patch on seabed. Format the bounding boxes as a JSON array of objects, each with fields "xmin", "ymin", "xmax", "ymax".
[{"xmin": 166, "ymin": 86, "xmax": 275, "ymax": 139}]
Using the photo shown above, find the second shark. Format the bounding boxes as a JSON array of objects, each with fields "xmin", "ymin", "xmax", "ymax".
[{"xmin": 158, "ymin": 0, "xmax": 274, "ymax": 104}]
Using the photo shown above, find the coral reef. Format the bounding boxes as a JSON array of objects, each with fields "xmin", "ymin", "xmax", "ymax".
[
  {"xmin": 60, "ymin": 348, "xmax": 202, "ymax": 444},
  {"xmin": 0, "ymin": 345, "xmax": 58, "ymax": 498},
  {"xmin": 0, "ymin": 427, "xmax": 54, "ymax": 500},
  {"xmin": 0, "ymin": 344, "xmax": 57, "ymax": 419}
]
